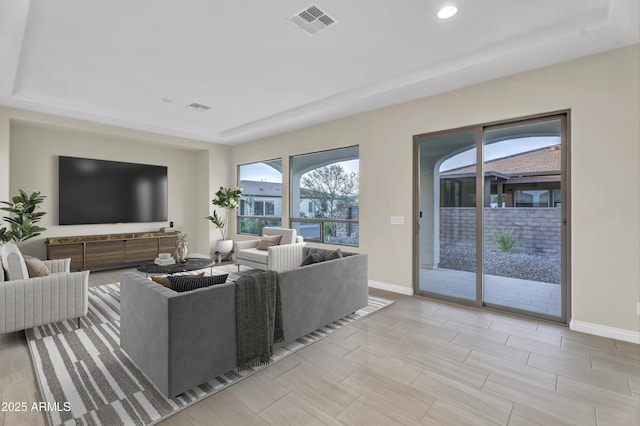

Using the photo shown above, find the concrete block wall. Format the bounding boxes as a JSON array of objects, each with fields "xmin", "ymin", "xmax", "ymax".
[{"xmin": 440, "ymin": 207, "xmax": 561, "ymax": 253}]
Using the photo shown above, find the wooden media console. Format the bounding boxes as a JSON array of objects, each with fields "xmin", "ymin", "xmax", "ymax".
[{"xmin": 46, "ymin": 232, "xmax": 180, "ymax": 271}]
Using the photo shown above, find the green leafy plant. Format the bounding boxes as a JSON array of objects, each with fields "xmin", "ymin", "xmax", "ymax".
[
  {"xmin": 206, "ymin": 186, "xmax": 242, "ymax": 240},
  {"xmin": 323, "ymin": 221, "xmax": 337, "ymax": 238},
  {"xmin": 240, "ymin": 218, "xmax": 259, "ymax": 235},
  {"xmin": 0, "ymin": 189, "xmax": 47, "ymax": 243},
  {"xmin": 494, "ymin": 228, "xmax": 517, "ymax": 252}
]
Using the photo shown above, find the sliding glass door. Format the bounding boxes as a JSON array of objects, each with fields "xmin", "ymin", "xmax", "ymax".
[
  {"xmin": 482, "ymin": 119, "xmax": 565, "ymax": 317},
  {"xmin": 416, "ymin": 129, "xmax": 479, "ymax": 302},
  {"xmin": 414, "ymin": 114, "xmax": 569, "ymax": 322}
]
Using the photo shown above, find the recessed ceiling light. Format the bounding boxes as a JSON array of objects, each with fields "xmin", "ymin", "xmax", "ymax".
[{"xmin": 437, "ymin": 5, "xmax": 458, "ymax": 19}]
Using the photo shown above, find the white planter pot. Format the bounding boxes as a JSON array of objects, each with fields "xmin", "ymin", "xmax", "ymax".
[{"xmin": 216, "ymin": 239, "xmax": 233, "ymax": 254}]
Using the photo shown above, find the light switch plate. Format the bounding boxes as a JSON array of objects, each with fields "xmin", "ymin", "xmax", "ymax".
[{"xmin": 390, "ymin": 216, "xmax": 404, "ymax": 225}]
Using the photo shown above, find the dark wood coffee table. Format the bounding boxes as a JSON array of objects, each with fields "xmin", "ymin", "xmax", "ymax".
[{"xmin": 137, "ymin": 257, "xmax": 215, "ymax": 276}]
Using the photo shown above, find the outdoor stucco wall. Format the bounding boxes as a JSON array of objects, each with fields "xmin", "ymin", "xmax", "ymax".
[{"xmin": 230, "ymin": 44, "xmax": 640, "ymax": 336}]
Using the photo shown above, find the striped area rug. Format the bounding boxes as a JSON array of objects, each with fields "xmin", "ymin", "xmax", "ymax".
[{"xmin": 25, "ymin": 269, "xmax": 393, "ymax": 425}]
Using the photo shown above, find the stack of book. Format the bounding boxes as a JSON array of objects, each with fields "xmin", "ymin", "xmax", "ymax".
[{"xmin": 154, "ymin": 253, "xmax": 175, "ymax": 266}]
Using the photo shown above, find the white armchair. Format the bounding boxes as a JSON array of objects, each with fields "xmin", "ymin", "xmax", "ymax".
[
  {"xmin": 0, "ymin": 244, "xmax": 89, "ymax": 334},
  {"xmin": 234, "ymin": 227, "xmax": 305, "ymax": 272}
]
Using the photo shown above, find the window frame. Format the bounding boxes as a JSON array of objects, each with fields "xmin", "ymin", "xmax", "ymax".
[
  {"xmin": 237, "ymin": 158, "xmax": 283, "ymax": 236},
  {"xmin": 289, "ymin": 146, "xmax": 359, "ymax": 247}
]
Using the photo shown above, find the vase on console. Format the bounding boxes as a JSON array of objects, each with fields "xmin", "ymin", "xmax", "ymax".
[
  {"xmin": 177, "ymin": 244, "xmax": 188, "ymax": 263},
  {"xmin": 174, "ymin": 233, "xmax": 188, "ymax": 263}
]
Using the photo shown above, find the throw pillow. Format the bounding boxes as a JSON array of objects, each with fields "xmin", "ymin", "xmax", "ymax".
[
  {"xmin": 168, "ymin": 274, "xmax": 229, "ymax": 292},
  {"xmin": 324, "ymin": 248, "xmax": 344, "ymax": 261},
  {"xmin": 300, "ymin": 252, "xmax": 324, "ymax": 266},
  {"xmin": 150, "ymin": 275, "xmax": 172, "ymax": 288},
  {"xmin": 256, "ymin": 234, "xmax": 282, "ymax": 250},
  {"xmin": 23, "ymin": 255, "xmax": 51, "ymax": 277},
  {"xmin": 151, "ymin": 272, "xmax": 205, "ymax": 288}
]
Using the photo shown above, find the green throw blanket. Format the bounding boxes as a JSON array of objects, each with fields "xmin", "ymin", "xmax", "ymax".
[{"xmin": 236, "ymin": 270, "xmax": 284, "ymax": 370}]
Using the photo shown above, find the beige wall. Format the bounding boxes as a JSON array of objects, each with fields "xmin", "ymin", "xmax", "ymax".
[
  {"xmin": 1, "ymin": 45, "xmax": 637, "ymax": 335},
  {"xmin": 0, "ymin": 111, "xmax": 9, "ymax": 204},
  {"xmin": 0, "ymin": 108, "xmax": 230, "ymax": 259},
  {"xmin": 230, "ymin": 45, "xmax": 640, "ymax": 334}
]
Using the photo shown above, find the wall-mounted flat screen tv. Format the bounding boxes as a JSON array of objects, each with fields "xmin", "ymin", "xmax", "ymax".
[{"xmin": 59, "ymin": 156, "xmax": 168, "ymax": 225}]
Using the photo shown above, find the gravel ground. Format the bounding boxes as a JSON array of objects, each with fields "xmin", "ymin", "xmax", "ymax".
[{"xmin": 439, "ymin": 245, "xmax": 561, "ymax": 284}]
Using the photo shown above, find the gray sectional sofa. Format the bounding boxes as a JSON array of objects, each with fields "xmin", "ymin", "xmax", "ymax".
[{"xmin": 120, "ymin": 247, "xmax": 368, "ymax": 398}]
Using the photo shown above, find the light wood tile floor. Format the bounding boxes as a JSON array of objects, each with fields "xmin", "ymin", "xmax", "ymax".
[{"xmin": 1, "ymin": 268, "xmax": 638, "ymax": 425}]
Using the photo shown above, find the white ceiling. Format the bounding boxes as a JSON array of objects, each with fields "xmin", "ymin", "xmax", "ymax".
[{"xmin": 1, "ymin": 0, "xmax": 638, "ymax": 145}]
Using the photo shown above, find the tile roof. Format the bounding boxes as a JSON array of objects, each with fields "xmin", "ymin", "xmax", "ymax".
[{"xmin": 442, "ymin": 144, "xmax": 561, "ymax": 177}]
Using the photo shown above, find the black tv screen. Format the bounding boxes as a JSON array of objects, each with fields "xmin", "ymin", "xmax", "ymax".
[{"xmin": 59, "ymin": 156, "xmax": 168, "ymax": 225}]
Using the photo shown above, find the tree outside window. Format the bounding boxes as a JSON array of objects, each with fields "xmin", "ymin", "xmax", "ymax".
[{"xmin": 291, "ymin": 146, "xmax": 359, "ymax": 246}]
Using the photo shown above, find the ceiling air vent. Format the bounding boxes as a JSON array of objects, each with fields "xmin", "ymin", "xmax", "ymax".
[
  {"xmin": 289, "ymin": 5, "xmax": 337, "ymax": 36},
  {"xmin": 186, "ymin": 102, "xmax": 211, "ymax": 111}
]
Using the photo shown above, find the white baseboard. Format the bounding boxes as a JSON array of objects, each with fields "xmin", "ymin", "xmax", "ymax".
[
  {"xmin": 368, "ymin": 280, "xmax": 414, "ymax": 296},
  {"xmin": 570, "ymin": 320, "xmax": 640, "ymax": 344}
]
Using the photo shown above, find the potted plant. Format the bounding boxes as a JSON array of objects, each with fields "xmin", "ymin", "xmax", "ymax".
[
  {"xmin": 0, "ymin": 189, "xmax": 47, "ymax": 244},
  {"xmin": 206, "ymin": 186, "xmax": 242, "ymax": 254}
]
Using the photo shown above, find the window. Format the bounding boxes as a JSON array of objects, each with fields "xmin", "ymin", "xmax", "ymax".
[
  {"xmin": 254, "ymin": 201, "xmax": 264, "ymax": 216},
  {"xmin": 265, "ymin": 201, "xmax": 275, "ymax": 216},
  {"xmin": 243, "ymin": 200, "xmax": 275, "ymax": 216},
  {"xmin": 290, "ymin": 146, "xmax": 359, "ymax": 246},
  {"xmin": 515, "ymin": 189, "xmax": 550, "ymax": 207},
  {"xmin": 552, "ymin": 189, "xmax": 562, "ymax": 207},
  {"xmin": 237, "ymin": 159, "xmax": 282, "ymax": 235}
]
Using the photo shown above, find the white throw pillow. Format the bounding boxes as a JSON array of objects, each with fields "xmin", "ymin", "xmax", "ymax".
[{"xmin": 1, "ymin": 243, "xmax": 30, "ymax": 281}]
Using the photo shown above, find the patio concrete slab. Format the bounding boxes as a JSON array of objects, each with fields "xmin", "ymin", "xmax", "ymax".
[{"xmin": 419, "ymin": 268, "xmax": 561, "ymax": 317}]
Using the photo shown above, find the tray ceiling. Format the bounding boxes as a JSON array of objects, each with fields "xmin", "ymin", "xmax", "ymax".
[{"xmin": 0, "ymin": 0, "xmax": 638, "ymax": 144}]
